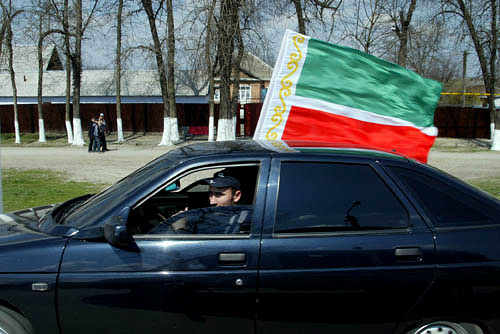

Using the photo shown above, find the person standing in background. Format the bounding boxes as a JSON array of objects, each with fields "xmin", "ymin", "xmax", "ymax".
[
  {"xmin": 88, "ymin": 118, "xmax": 97, "ymax": 153},
  {"xmin": 98, "ymin": 113, "xmax": 108, "ymax": 152}
]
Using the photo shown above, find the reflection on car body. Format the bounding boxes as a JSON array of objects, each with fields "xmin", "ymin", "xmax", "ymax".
[{"xmin": 0, "ymin": 140, "xmax": 498, "ymax": 334}]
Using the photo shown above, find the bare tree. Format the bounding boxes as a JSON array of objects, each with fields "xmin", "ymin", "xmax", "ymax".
[
  {"xmin": 339, "ymin": 0, "xmax": 390, "ymax": 55},
  {"xmin": 406, "ymin": 17, "xmax": 459, "ymax": 82},
  {"xmin": 32, "ymin": 0, "xmax": 66, "ymax": 143},
  {"xmin": 288, "ymin": 0, "xmax": 344, "ymax": 37},
  {"xmin": 166, "ymin": 0, "xmax": 177, "ymax": 143},
  {"xmin": 50, "ymin": 0, "xmax": 99, "ymax": 146},
  {"xmin": 216, "ymin": 0, "xmax": 240, "ymax": 141},
  {"xmin": 205, "ymin": 0, "xmax": 217, "ymax": 141},
  {"xmin": 63, "ymin": 0, "xmax": 73, "ymax": 143},
  {"xmin": 442, "ymin": 0, "xmax": 499, "ymax": 149},
  {"xmin": 382, "ymin": 0, "xmax": 417, "ymax": 67},
  {"xmin": 229, "ymin": 5, "xmax": 245, "ymax": 139},
  {"xmin": 0, "ymin": 1, "xmax": 22, "ymax": 144},
  {"xmin": 292, "ymin": 0, "xmax": 307, "ymax": 34},
  {"xmin": 71, "ymin": 0, "xmax": 84, "ymax": 145},
  {"xmin": 115, "ymin": 0, "xmax": 124, "ymax": 142},
  {"xmin": 141, "ymin": 0, "xmax": 179, "ymax": 145},
  {"xmin": 36, "ymin": 1, "xmax": 48, "ymax": 143}
]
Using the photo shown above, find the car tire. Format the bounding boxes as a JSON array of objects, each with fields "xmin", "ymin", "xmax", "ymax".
[
  {"xmin": 410, "ymin": 321, "xmax": 469, "ymax": 334},
  {"xmin": 0, "ymin": 306, "xmax": 33, "ymax": 334}
]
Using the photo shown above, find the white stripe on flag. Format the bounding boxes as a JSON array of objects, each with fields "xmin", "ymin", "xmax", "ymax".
[{"xmin": 285, "ymin": 95, "xmax": 438, "ymax": 136}]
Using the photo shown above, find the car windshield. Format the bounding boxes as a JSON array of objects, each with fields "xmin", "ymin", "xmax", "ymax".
[
  {"xmin": 54, "ymin": 148, "xmax": 189, "ymax": 229},
  {"xmin": 40, "ymin": 141, "xmax": 267, "ymax": 232}
]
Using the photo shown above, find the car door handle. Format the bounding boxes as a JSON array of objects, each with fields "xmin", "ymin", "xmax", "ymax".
[
  {"xmin": 219, "ymin": 252, "xmax": 246, "ymax": 265},
  {"xmin": 394, "ymin": 247, "xmax": 422, "ymax": 262}
]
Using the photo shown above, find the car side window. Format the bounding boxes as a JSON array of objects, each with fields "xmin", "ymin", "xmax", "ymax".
[
  {"xmin": 388, "ymin": 166, "xmax": 499, "ymax": 228},
  {"xmin": 274, "ymin": 162, "xmax": 408, "ymax": 234},
  {"xmin": 128, "ymin": 164, "xmax": 259, "ymax": 235}
]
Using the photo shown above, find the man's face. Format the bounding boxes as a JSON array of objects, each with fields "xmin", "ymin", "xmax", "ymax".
[{"xmin": 208, "ymin": 186, "xmax": 241, "ymax": 207}]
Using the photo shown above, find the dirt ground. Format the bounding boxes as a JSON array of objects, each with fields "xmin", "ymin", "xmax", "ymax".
[{"xmin": 1, "ymin": 138, "xmax": 499, "ymax": 184}]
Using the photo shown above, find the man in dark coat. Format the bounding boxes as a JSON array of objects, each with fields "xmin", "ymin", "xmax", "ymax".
[
  {"xmin": 88, "ymin": 118, "xmax": 97, "ymax": 152},
  {"xmin": 98, "ymin": 113, "xmax": 108, "ymax": 152}
]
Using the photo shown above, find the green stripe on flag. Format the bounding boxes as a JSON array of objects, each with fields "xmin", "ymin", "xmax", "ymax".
[{"xmin": 295, "ymin": 39, "xmax": 442, "ymax": 128}]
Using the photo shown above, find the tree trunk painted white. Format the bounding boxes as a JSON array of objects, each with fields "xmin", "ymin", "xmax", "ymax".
[
  {"xmin": 169, "ymin": 116, "xmax": 179, "ymax": 142},
  {"xmin": 116, "ymin": 118, "xmax": 124, "ymax": 142},
  {"xmin": 38, "ymin": 119, "xmax": 46, "ymax": 143},
  {"xmin": 233, "ymin": 116, "xmax": 237, "ymax": 137},
  {"xmin": 216, "ymin": 118, "xmax": 235, "ymax": 141},
  {"xmin": 65, "ymin": 120, "xmax": 74, "ymax": 144},
  {"xmin": 159, "ymin": 117, "xmax": 173, "ymax": 146},
  {"xmin": 72, "ymin": 118, "xmax": 85, "ymax": 146},
  {"xmin": 14, "ymin": 120, "xmax": 20, "ymax": 144},
  {"xmin": 491, "ymin": 122, "xmax": 495, "ymax": 140},
  {"xmin": 208, "ymin": 114, "xmax": 215, "ymax": 142},
  {"xmin": 491, "ymin": 129, "xmax": 500, "ymax": 150}
]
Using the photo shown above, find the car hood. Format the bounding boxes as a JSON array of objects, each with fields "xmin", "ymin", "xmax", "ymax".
[{"xmin": 0, "ymin": 206, "xmax": 69, "ymax": 273}]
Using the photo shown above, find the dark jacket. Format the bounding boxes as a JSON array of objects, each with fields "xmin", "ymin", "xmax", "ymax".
[
  {"xmin": 88, "ymin": 122, "xmax": 95, "ymax": 138},
  {"xmin": 151, "ymin": 205, "xmax": 253, "ymax": 235}
]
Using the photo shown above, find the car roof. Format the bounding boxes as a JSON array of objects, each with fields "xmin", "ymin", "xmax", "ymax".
[{"xmin": 166, "ymin": 140, "xmax": 409, "ymax": 162}]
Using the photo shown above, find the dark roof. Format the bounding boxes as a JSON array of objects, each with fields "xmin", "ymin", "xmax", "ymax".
[{"xmin": 163, "ymin": 140, "xmax": 408, "ymax": 161}]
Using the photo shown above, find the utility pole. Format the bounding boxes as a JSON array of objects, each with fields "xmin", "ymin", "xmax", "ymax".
[{"xmin": 462, "ymin": 50, "xmax": 468, "ymax": 108}]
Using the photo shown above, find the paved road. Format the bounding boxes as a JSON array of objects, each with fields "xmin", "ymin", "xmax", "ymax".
[{"xmin": 1, "ymin": 144, "xmax": 500, "ymax": 184}]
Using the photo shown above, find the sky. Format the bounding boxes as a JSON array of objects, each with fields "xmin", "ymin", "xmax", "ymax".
[{"xmin": 11, "ymin": 0, "xmax": 483, "ymax": 80}]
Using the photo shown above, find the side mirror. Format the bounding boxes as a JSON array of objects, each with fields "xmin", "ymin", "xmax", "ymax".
[{"xmin": 103, "ymin": 207, "xmax": 140, "ymax": 253}]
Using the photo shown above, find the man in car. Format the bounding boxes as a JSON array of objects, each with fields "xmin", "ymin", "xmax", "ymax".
[{"xmin": 154, "ymin": 171, "xmax": 250, "ymax": 234}]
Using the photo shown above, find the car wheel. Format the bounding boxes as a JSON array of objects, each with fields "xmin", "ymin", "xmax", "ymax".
[
  {"xmin": 411, "ymin": 321, "xmax": 469, "ymax": 334},
  {"xmin": 0, "ymin": 306, "xmax": 33, "ymax": 334}
]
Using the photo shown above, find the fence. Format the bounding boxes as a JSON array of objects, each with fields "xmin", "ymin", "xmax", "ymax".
[{"xmin": 0, "ymin": 103, "xmax": 492, "ymax": 139}]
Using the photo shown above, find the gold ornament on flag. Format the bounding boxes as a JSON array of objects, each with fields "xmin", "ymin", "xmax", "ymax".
[{"xmin": 265, "ymin": 35, "xmax": 305, "ymax": 141}]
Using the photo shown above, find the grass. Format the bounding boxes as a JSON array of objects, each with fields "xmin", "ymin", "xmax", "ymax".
[
  {"xmin": 0, "ymin": 133, "xmax": 71, "ymax": 146},
  {"xmin": 2, "ymin": 169, "xmax": 109, "ymax": 212},
  {"xmin": 0, "ymin": 132, "xmax": 172, "ymax": 147},
  {"xmin": 469, "ymin": 178, "xmax": 500, "ymax": 199}
]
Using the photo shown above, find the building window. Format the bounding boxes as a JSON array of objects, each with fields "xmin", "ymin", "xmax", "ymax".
[
  {"xmin": 239, "ymin": 85, "xmax": 251, "ymax": 103},
  {"xmin": 214, "ymin": 85, "xmax": 251, "ymax": 103}
]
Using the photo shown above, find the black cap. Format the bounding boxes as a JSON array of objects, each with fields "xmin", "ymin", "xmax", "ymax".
[{"xmin": 204, "ymin": 171, "xmax": 241, "ymax": 189}]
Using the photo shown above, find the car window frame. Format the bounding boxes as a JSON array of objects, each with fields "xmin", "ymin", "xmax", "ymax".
[
  {"xmin": 131, "ymin": 155, "xmax": 271, "ymax": 240},
  {"xmin": 262, "ymin": 155, "xmax": 428, "ymax": 239}
]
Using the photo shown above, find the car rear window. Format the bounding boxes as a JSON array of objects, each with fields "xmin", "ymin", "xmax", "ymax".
[{"xmin": 388, "ymin": 166, "xmax": 500, "ymax": 228}]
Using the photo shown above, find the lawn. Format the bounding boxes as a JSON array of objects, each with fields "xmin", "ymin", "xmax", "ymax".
[
  {"xmin": 469, "ymin": 178, "xmax": 500, "ymax": 199},
  {"xmin": 2, "ymin": 169, "xmax": 109, "ymax": 212}
]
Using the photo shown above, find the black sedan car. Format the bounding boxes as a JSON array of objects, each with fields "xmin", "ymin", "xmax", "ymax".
[{"xmin": 1, "ymin": 140, "xmax": 499, "ymax": 334}]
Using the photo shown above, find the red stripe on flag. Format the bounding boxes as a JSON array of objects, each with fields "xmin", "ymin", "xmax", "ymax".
[{"xmin": 282, "ymin": 105, "xmax": 435, "ymax": 163}]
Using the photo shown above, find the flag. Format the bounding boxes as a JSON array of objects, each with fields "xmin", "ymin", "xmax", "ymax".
[{"xmin": 253, "ymin": 30, "xmax": 442, "ymax": 163}]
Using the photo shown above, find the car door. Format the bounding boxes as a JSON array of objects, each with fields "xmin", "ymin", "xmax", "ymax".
[
  {"xmin": 256, "ymin": 156, "xmax": 437, "ymax": 334},
  {"xmin": 386, "ymin": 164, "xmax": 500, "ymax": 333},
  {"xmin": 57, "ymin": 158, "xmax": 270, "ymax": 334}
]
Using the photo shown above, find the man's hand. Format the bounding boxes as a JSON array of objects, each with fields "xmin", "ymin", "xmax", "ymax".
[
  {"xmin": 158, "ymin": 207, "xmax": 188, "ymax": 223},
  {"xmin": 172, "ymin": 207, "xmax": 188, "ymax": 217}
]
